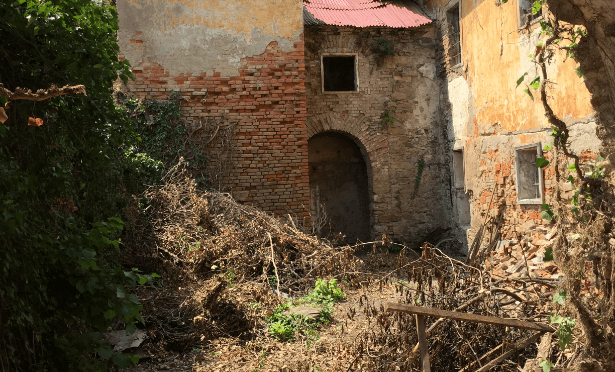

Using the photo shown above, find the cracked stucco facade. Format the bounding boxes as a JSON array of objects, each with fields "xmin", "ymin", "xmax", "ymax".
[
  {"xmin": 118, "ymin": 0, "xmax": 304, "ymax": 77},
  {"xmin": 426, "ymin": 0, "xmax": 603, "ymax": 248}
]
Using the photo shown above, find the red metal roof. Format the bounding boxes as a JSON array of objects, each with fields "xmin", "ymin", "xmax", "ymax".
[{"xmin": 304, "ymin": 0, "xmax": 431, "ymax": 28}]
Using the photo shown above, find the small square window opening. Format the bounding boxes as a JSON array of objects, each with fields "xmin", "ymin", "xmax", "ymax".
[
  {"xmin": 515, "ymin": 143, "xmax": 544, "ymax": 204},
  {"xmin": 519, "ymin": 0, "xmax": 543, "ymax": 27},
  {"xmin": 322, "ymin": 55, "xmax": 357, "ymax": 92}
]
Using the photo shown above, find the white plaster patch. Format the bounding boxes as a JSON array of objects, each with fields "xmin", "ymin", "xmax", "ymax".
[
  {"xmin": 568, "ymin": 120, "xmax": 601, "ymax": 155},
  {"xmin": 448, "ymin": 76, "xmax": 471, "ymax": 145},
  {"xmin": 418, "ymin": 63, "xmax": 436, "ymax": 80}
]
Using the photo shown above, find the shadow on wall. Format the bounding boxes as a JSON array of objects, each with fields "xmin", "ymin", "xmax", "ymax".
[{"xmin": 308, "ymin": 132, "xmax": 371, "ymax": 244}]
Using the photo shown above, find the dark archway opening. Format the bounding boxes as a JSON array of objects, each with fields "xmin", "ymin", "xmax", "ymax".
[{"xmin": 308, "ymin": 132, "xmax": 371, "ymax": 244}]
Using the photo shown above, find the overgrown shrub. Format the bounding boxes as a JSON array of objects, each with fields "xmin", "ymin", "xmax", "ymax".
[
  {"xmin": 121, "ymin": 92, "xmax": 209, "ymax": 186},
  {"xmin": 0, "ymin": 1, "xmax": 159, "ymax": 370}
]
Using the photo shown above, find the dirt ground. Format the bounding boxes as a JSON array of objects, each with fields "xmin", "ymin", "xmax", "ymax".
[{"xmin": 129, "ymin": 281, "xmax": 398, "ymax": 372}]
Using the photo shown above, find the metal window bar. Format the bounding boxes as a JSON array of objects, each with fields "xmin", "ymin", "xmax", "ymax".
[
  {"xmin": 448, "ymin": 38, "xmax": 462, "ymax": 66},
  {"xmin": 447, "ymin": 8, "xmax": 461, "ymax": 66}
]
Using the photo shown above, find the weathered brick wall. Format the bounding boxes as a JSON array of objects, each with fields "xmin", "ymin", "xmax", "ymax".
[
  {"xmin": 304, "ymin": 25, "xmax": 451, "ymax": 244},
  {"xmin": 117, "ymin": 0, "xmax": 310, "ymax": 219},
  {"xmin": 122, "ymin": 41, "xmax": 310, "ymax": 217}
]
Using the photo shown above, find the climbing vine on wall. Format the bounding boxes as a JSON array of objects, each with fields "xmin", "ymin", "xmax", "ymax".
[
  {"xmin": 511, "ymin": 1, "xmax": 615, "ymax": 369},
  {"xmin": 411, "ymin": 159, "xmax": 425, "ymax": 200}
]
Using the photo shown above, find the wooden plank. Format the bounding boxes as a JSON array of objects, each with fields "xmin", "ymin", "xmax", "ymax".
[
  {"xmin": 410, "ymin": 292, "xmax": 489, "ymax": 356},
  {"xmin": 384, "ymin": 302, "xmax": 554, "ymax": 333},
  {"xmin": 474, "ymin": 332, "xmax": 542, "ymax": 372},
  {"xmin": 415, "ymin": 315, "xmax": 431, "ymax": 372}
]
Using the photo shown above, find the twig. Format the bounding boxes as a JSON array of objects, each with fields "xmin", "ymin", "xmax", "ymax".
[
  {"xmin": 287, "ymin": 214, "xmax": 298, "ymax": 231},
  {"xmin": 491, "ymin": 288, "xmax": 526, "ymax": 303},
  {"xmin": 285, "ymin": 242, "xmax": 381, "ymax": 288},
  {"xmin": 474, "ymin": 332, "xmax": 543, "ymax": 372},
  {"xmin": 267, "ymin": 232, "xmax": 280, "ymax": 298},
  {"xmin": 0, "ymin": 107, "xmax": 7, "ymax": 124},
  {"xmin": 454, "ymin": 321, "xmax": 482, "ymax": 368}
]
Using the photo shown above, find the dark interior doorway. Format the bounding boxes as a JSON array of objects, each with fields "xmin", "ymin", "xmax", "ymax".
[{"xmin": 308, "ymin": 132, "xmax": 370, "ymax": 243}]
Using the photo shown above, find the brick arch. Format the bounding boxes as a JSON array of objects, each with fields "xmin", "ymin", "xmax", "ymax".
[
  {"xmin": 306, "ymin": 113, "xmax": 378, "ymax": 150},
  {"xmin": 306, "ymin": 113, "xmax": 389, "ymax": 241}
]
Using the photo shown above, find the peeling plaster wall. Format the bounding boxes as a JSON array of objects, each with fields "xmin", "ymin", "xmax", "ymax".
[
  {"xmin": 425, "ymin": 0, "xmax": 603, "ymax": 248},
  {"xmin": 304, "ymin": 25, "xmax": 448, "ymax": 245},
  {"xmin": 118, "ymin": 0, "xmax": 303, "ymax": 77},
  {"xmin": 117, "ymin": 0, "xmax": 311, "ymax": 220}
]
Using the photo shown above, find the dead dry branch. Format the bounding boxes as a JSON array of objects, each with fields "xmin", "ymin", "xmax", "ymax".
[
  {"xmin": 0, "ymin": 83, "xmax": 86, "ymax": 101},
  {"xmin": 124, "ymin": 163, "xmax": 359, "ymax": 354},
  {"xmin": 123, "ymin": 166, "xmax": 572, "ymax": 371}
]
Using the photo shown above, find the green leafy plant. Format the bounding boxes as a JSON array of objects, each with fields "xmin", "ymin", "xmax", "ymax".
[
  {"xmin": 267, "ymin": 279, "xmax": 344, "ymax": 341},
  {"xmin": 383, "ymin": 243, "xmax": 404, "ymax": 254},
  {"xmin": 123, "ymin": 92, "xmax": 209, "ymax": 186},
  {"xmin": 549, "ymin": 292, "xmax": 576, "ymax": 348},
  {"xmin": 539, "ymin": 360, "xmax": 555, "ymax": 372},
  {"xmin": 382, "ymin": 99, "xmax": 397, "ymax": 126},
  {"xmin": 541, "ymin": 204, "xmax": 556, "ymax": 222},
  {"xmin": 540, "ymin": 291, "xmax": 575, "ymax": 370},
  {"xmin": 376, "ymin": 38, "xmax": 394, "ymax": 56},
  {"xmin": 536, "ymin": 157, "xmax": 550, "ymax": 168},
  {"xmin": 549, "ymin": 313, "xmax": 576, "ymax": 351},
  {"xmin": 586, "ymin": 156, "xmax": 605, "ymax": 179},
  {"xmin": 301, "ymin": 278, "xmax": 345, "ymax": 306},
  {"xmin": 544, "ymin": 247, "xmax": 554, "ymax": 262},
  {"xmin": 0, "ymin": 1, "xmax": 169, "ymax": 370},
  {"xmin": 267, "ymin": 303, "xmax": 316, "ymax": 341},
  {"xmin": 225, "ymin": 267, "xmax": 236, "ymax": 287}
]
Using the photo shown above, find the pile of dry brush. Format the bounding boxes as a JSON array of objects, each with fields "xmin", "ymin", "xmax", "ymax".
[
  {"xmin": 122, "ymin": 164, "xmax": 591, "ymax": 371},
  {"xmin": 123, "ymin": 163, "xmax": 359, "ymax": 352}
]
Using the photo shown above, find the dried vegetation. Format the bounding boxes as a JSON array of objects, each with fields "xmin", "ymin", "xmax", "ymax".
[{"xmin": 122, "ymin": 166, "xmax": 582, "ymax": 372}]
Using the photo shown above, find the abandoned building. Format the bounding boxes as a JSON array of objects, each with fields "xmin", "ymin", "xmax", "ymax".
[{"xmin": 117, "ymin": 0, "xmax": 603, "ymax": 250}]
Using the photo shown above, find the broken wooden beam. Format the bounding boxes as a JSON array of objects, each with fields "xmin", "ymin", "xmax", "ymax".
[
  {"xmin": 384, "ymin": 302, "xmax": 554, "ymax": 333},
  {"xmin": 415, "ymin": 314, "xmax": 431, "ymax": 372},
  {"xmin": 409, "ymin": 292, "xmax": 489, "ymax": 356}
]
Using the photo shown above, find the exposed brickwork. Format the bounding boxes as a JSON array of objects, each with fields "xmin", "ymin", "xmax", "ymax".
[
  {"xmin": 122, "ymin": 38, "xmax": 311, "ymax": 218},
  {"xmin": 304, "ymin": 25, "xmax": 449, "ymax": 244},
  {"xmin": 471, "ymin": 143, "xmax": 601, "ymax": 240}
]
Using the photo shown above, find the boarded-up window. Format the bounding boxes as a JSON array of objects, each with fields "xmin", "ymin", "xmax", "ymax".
[
  {"xmin": 453, "ymin": 149, "xmax": 471, "ymax": 225},
  {"xmin": 322, "ymin": 55, "xmax": 358, "ymax": 92},
  {"xmin": 515, "ymin": 143, "xmax": 544, "ymax": 204},
  {"xmin": 453, "ymin": 149, "xmax": 465, "ymax": 189}
]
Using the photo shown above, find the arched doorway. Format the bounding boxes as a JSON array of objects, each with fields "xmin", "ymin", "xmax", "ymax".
[{"xmin": 308, "ymin": 132, "xmax": 371, "ymax": 243}]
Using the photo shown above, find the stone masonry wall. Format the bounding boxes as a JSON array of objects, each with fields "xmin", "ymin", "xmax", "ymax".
[
  {"xmin": 117, "ymin": 0, "xmax": 310, "ymax": 219},
  {"xmin": 304, "ymin": 25, "xmax": 450, "ymax": 245}
]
